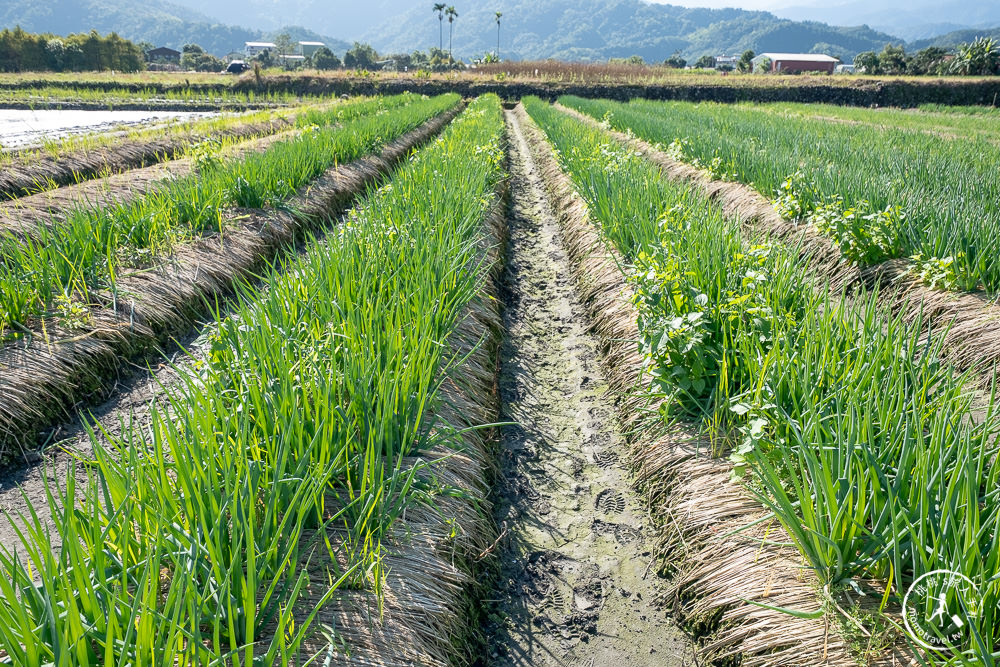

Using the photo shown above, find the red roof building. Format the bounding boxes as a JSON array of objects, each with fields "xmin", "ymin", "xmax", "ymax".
[{"xmin": 751, "ymin": 53, "xmax": 839, "ymax": 74}]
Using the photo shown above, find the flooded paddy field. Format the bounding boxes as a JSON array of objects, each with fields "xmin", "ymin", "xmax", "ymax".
[{"xmin": 0, "ymin": 108, "xmax": 215, "ymax": 148}]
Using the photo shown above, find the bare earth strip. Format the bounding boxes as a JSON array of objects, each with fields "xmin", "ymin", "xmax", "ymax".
[{"xmin": 484, "ymin": 108, "xmax": 695, "ymax": 666}]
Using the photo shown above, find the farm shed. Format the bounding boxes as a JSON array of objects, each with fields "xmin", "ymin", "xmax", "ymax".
[
  {"xmin": 244, "ymin": 41, "xmax": 276, "ymax": 58},
  {"xmin": 752, "ymin": 52, "xmax": 838, "ymax": 74},
  {"xmin": 298, "ymin": 41, "xmax": 325, "ymax": 57},
  {"xmin": 146, "ymin": 46, "xmax": 180, "ymax": 64}
]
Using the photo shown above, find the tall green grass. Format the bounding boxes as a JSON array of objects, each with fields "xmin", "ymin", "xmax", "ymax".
[
  {"xmin": 0, "ymin": 93, "xmax": 459, "ymax": 340},
  {"xmin": 525, "ymin": 96, "xmax": 1000, "ymax": 664},
  {"xmin": 0, "ymin": 94, "xmax": 505, "ymax": 665},
  {"xmin": 760, "ymin": 102, "xmax": 1000, "ymax": 143},
  {"xmin": 560, "ymin": 95, "xmax": 1000, "ymax": 294}
]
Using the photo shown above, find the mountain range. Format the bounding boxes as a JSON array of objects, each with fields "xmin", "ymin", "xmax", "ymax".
[
  {"xmin": 0, "ymin": 0, "xmax": 350, "ymax": 57},
  {"xmin": 772, "ymin": 0, "xmax": 1000, "ymax": 42},
  {"xmin": 2, "ymin": 0, "xmax": 998, "ymax": 63}
]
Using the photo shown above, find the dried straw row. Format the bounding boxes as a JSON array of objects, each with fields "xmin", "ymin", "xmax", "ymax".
[
  {"xmin": 297, "ymin": 169, "xmax": 508, "ymax": 665},
  {"xmin": 513, "ymin": 103, "xmax": 870, "ymax": 665},
  {"xmin": 556, "ymin": 102, "xmax": 1000, "ymax": 394},
  {"xmin": 0, "ymin": 105, "xmax": 464, "ymax": 460},
  {"xmin": 0, "ymin": 128, "xmax": 299, "ymax": 236},
  {"xmin": 0, "ymin": 116, "xmax": 293, "ymax": 200}
]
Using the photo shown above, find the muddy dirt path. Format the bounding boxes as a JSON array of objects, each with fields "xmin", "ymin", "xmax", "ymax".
[{"xmin": 484, "ymin": 110, "xmax": 694, "ymax": 666}]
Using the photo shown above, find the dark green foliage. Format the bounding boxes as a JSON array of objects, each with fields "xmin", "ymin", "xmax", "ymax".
[
  {"xmin": 693, "ymin": 55, "xmax": 716, "ymax": 69},
  {"xmin": 0, "ymin": 27, "xmax": 144, "ymax": 72},
  {"xmin": 663, "ymin": 51, "xmax": 686, "ymax": 68},
  {"xmin": 950, "ymin": 36, "xmax": 1000, "ymax": 74},
  {"xmin": 343, "ymin": 41, "xmax": 379, "ymax": 70},
  {"xmin": 311, "ymin": 46, "xmax": 341, "ymax": 69},
  {"xmin": 179, "ymin": 43, "xmax": 222, "ymax": 72},
  {"xmin": 856, "ymin": 41, "xmax": 996, "ymax": 75},
  {"xmin": 737, "ymin": 49, "xmax": 754, "ymax": 72}
]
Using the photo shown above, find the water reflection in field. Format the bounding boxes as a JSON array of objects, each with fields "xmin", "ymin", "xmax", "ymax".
[{"xmin": 0, "ymin": 109, "xmax": 215, "ymax": 148}]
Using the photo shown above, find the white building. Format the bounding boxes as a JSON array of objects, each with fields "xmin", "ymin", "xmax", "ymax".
[
  {"xmin": 298, "ymin": 41, "xmax": 325, "ymax": 58},
  {"xmin": 714, "ymin": 54, "xmax": 740, "ymax": 69},
  {"xmin": 245, "ymin": 42, "xmax": 276, "ymax": 58}
]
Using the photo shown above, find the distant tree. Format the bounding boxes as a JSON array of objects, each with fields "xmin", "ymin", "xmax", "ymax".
[
  {"xmin": 311, "ymin": 46, "xmax": 340, "ymax": 70},
  {"xmin": 693, "ymin": 54, "xmax": 716, "ymax": 69},
  {"xmin": 385, "ymin": 52, "xmax": 412, "ymax": 69},
  {"xmin": 664, "ymin": 51, "xmax": 686, "ymax": 69},
  {"xmin": 253, "ymin": 49, "xmax": 272, "ymax": 67},
  {"xmin": 433, "ymin": 3, "xmax": 447, "ymax": 51},
  {"xmin": 344, "ymin": 41, "xmax": 378, "ymax": 70},
  {"xmin": 180, "ymin": 43, "xmax": 222, "ymax": 72},
  {"xmin": 427, "ymin": 46, "xmax": 453, "ymax": 67},
  {"xmin": 951, "ymin": 37, "xmax": 1000, "ymax": 75},
  {"xmin": 273, "ymin": 32, "xmax": 295, "ymax": 57},
  {"xmin": 44, "ymin": 39, "xmax": 66, "ymax": 70},
  {"xmin": 854, "ymin": 50, "xmax": 878, "ymax": 74},
  {"xmin": 495, "ymin": 11, "xmax": 503, "ymax": 60},
  {"xmin": 910, "ymin": 46, "xmax": 948, "ymax": 75},
  {"xmin": 180, "ymin": 43, "xmax": 205, "ymax": 69},
  {"xmin": 446, "ymin": 6, "xmax": 458, "ymax": 59},
  {"xmin": 410, "ymin": 49, "xmax": 430, "ymax": 67},
  {"xmin": 738, "ymin": 49, "xmax": 754, "ymax": 73},
  {"xmin": 877, "ymin": 43, "xmax": 907, "ymax": 75}
]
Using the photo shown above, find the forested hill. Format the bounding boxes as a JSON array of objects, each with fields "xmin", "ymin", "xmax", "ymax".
[
  {"xmin": 910, "ymin": 27, "xmax": 1000, "ymax": 51},
  {"xmin": 361, "ymin": 0, "xmax": 900, "ymax": 62},
  {"xmin": 5, "ymin": 0, "xmax": 903, "ymax": 61},
  {"xmin": 0, "ymin": 0, "xmax": 348, "ymax": 57}
]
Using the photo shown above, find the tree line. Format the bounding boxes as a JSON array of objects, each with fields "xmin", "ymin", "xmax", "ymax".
[
  {"xmin": 854, "ymin": 38, "xmax": 1000, "ymax": 76},
  {"xmin": 0, "ymin": 27, "xmax": 145, "ymax": 73}
]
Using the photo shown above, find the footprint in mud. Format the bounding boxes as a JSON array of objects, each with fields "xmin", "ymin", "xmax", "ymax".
[
  {"xmin": 592, "ymin": 518, "xmax": 642, "ymax": 545},
  {"xmin": 595, "ymin": 489, "xmax": 626, "ymax": 514},
  {"xmin": 592, "ymin": 447, "xmax": 619, "ymax": 468},
  {"xmin": 545, "ymin": 582, "xmax": 568, "ymax": 613}
]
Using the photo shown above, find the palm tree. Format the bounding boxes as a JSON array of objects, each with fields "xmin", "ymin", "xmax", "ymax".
[
  {"xmin": 495, "ymin": 11, "xmax": 503, "ymax": 61},
  {"xmin": 433, "ymin": 3, "xmax": 446, "ymax": 51},
  {"xmin": 446, "ymin": 6, "xmax": 458, "ymax": 61}
]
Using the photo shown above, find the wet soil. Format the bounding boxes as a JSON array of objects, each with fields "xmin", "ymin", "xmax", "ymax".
[
  {"xmin": 0, "ymin": 109, "xmax": 215, "ymax": 148},
  {"xmin": 482, "ymin": 109, "xmax": 695, "ymax": 666}
]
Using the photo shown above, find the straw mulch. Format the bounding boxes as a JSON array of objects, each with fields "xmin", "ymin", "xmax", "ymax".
[
  {"xmin": 0, "ymin": 127, "xmax": 299, "ymax": 237},
  {"xmin": 0, "ymin": 105, "xmax": 464, "ymax": 459},
  {"xmin": 287, "ymin": 173, "xmax": 508, "ymax": 665},
  {"xmin": 0, "ymin": 116, "xmax": 293, "ymax": 200},
  {"xmin": 556, "ymin": 102, "xmax": 1000, "ymax": 395},
  {"xmin": 514, "ymin": 103, "xmax": 914, "ymax": 666}
]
